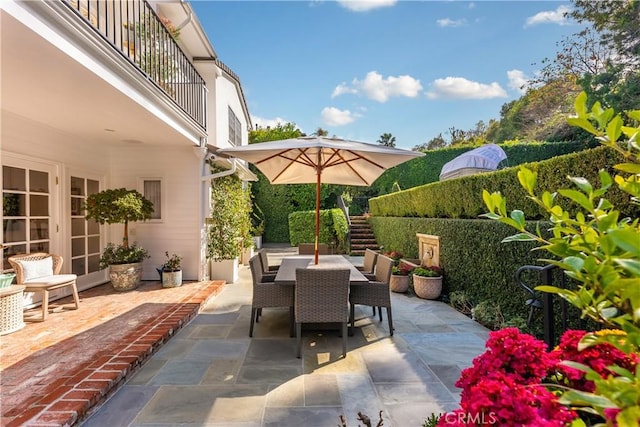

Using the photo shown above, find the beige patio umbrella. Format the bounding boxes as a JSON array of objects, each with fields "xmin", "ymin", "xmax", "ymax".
[{"xmin": 219, "ymin": 136, "xmax": 424, "ymax": 264}]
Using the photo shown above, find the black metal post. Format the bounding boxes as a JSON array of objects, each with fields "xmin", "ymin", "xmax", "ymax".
[{"xmin": 540, "ymin": 265, "xmax": 555, "ymax": 349}]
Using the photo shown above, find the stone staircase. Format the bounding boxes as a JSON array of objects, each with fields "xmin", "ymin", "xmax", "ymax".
[{"xmin": 349, "ymin": 215, "xmax": 379, "ymax": 256}]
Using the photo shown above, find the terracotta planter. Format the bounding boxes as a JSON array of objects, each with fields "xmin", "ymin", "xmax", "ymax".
[
  {"xmin": 109, "ymin": 262, "xmax": 143, "ymax": 291},
  {"xmin": 412, "ymin": 275, "xmax": 442, "ymax": 300},
  {"xmin": 390, "ymin": 275, "xmax": 410, "ymax": 293}
]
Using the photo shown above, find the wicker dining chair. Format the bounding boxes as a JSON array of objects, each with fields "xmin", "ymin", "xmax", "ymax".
[
  {"xmin": 248, "ymin": 255, "xmax": 294, "ymax": 337},
  {"xmin": 357, "ymin": 248, "xmax": 378, "ymax": 279},
  {"xmin": 298, "ymin": 243, "xmax": 330, "ymax": 255},
  {"xmin": 295, "ymin": 267, "xmax": 351, "ymax": 358},
  {"xmin": 8, "ymin": 253, "xmax": 80, "ymax": 322},
  {"xmin": 258, "ymin": 249, "xmax": 278, "ymax": 281},
  {"xmin": 349, "ymin": 254, "xmax": 394, "ymax": 336}
]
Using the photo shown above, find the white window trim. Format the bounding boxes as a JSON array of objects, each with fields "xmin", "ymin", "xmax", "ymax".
[{"xmin": 138, "ymin": 177, "xmax": 165, "ymax": 223}]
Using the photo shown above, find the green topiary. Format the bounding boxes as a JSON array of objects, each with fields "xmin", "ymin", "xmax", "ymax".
[{"xmin": 84, "ymin": 188, "xmax": 154, "ymax": 266}]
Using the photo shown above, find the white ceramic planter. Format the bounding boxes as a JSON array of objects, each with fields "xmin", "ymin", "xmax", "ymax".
[
  {"xmin": 162, "ymin": 270, "xmax": 182, "ymax": 288},
  {"xmin": 253, "ymin": 236, "xmax": 263, "ymax": 249},
  {"xmin": 210, "ymin": 258, "xmax": 239, "ymax": 283}
]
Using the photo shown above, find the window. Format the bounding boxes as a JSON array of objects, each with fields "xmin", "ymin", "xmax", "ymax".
[
  {"xmin": 142, "ymin": 179, "xmax": 162, "ymax": 221},
  {"xmin": 228, "ymin": 106, "xmax": 242, "ymax": 146}
]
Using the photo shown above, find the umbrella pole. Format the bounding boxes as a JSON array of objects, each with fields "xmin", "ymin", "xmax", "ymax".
[{"xmin": 314, "ymin": 162, "xmax": 321, "ymax": 264}]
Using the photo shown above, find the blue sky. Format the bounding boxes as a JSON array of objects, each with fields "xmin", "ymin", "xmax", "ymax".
[{"xmin": 192, "ymin": 1, "xmax": 581, "ymax": 150}]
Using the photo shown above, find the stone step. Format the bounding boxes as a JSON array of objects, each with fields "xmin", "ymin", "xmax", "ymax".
[
  {"xmin": 351, "ymin": 239, "xmax": 378, "ymax": 245},
  {"xmin": 350, "ymin": 231, "xmax": 375, "ymax": 237},
  {"xmin": 349, "ymin": 216, "xmax": 377, "ymax": 255}
]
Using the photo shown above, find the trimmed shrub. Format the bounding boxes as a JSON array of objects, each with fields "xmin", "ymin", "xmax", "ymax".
[
  {"xmin": 370, "ymin": 146, "xmax": 638, "ymax": 219},
  {"xmin": 288, "ymin": 208, "xmax": 348, "ymax": 253}
]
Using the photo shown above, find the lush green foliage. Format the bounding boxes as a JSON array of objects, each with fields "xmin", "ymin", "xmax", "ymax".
[
  {"xmin": 373, "ymin": 140, "xmax": 594, "ymax": 195},
  {"xmin": 206, "ymin": 165, "xmax": 252, "ymax": 261},
  {"xmin": 84, "ymin": 188, "xmax": 154, "ymax": 266},
  {"xmin": 412, "ymin": 266, "xmax": 442, "ymax": 277},
  {"xmin": 370, "ymin": 145, "xmax": 637, "ymax": 220},
  {"xmin": 249, "ymin": 122, "xmax": 302, "ymax": 144},
  {"xmin": 371, "ymin": 216, "xmax": 587, "ymax": 337},
  {"xmin": 161, "ymin": 252, "xmax": 182, "ymax": 272},
  {"xmin": 84, "ymin": 188, "xmax": 154, "ymax": 248},
  {"xmin": 98, "ymin": 242, "xmax": 149, "ymax": 268},
  {"xmin": 331, "ymin": 208, "xmax": 350, "ymax": 253},
  {"xmin": 288, "ymin": 208, "xmax": 348, "ymax": 252},
  {"xmin": 483, "ymin": 92, "xmax": 640, "ymax": 425}
]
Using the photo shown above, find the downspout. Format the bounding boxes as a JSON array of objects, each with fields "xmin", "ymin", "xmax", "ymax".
[
  {"xmin": 201, "ymin": 154, "xmax": 237, "ymax": 223},
  {"xmin": 198, "ymin": 151, "xmax": 237, "ymax": 281}
]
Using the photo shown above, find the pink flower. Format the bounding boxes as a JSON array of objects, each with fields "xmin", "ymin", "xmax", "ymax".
[{"xmin": 551, "ymin": 330, "xmax": 638, "ymax": 393}]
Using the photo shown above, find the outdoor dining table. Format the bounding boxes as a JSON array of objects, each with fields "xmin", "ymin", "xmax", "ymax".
[
  {"xmin": 274, "ymin": 255, "xmax": 369, "ymax": 336},
  {"xmin": 273, "ymin": 255, "xmax": 369, "ymax": 286}
]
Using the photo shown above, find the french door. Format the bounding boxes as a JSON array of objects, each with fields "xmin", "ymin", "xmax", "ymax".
[
  {"xmin": 69, "ymin": 175, "xmax": 102, "ymax": 283},
  {"xmin": 2, "ymin": 160, "xmax": 58, "ymax": 271}
]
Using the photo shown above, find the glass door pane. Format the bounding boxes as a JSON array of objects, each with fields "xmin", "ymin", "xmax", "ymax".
[
  {"xmin": 2, "ymin": 165, "xmax": 51, "ymax": 270},
  {"xmin": 70, "ymin": 177, "xmax": 100, "ymax": 276}
]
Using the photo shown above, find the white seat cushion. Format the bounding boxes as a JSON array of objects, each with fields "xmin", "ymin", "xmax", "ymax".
[
  {"xmin": 16, "ymin": 257, "xmax": 54, "ymax": 281},
  {"xmin": 24, "ymin": 274, "xmax": 77, "ymax": 286}
]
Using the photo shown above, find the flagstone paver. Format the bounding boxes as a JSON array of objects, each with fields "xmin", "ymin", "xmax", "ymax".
[{"xmin": 81, "ymin": 254, "xmax": 490, "ymax": 427}]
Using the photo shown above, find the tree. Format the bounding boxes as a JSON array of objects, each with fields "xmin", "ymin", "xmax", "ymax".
[
  {"xmin": 377, "ymin": 133, "xmax": 396, "ymax": 147},
  {"xmin": 250, "ymin": 122, "xmax": 302, "ymax": 144},
  {"xmin": 313, "ymin": 127, "xmax": 329, "ymax": 137},
  {"xmin": 570, "ymin": 0, "xmax": 640, "ymax": 67},
  {"xmin": 414, "ymin": 133, "xmax": 447, "ymax": 151}
]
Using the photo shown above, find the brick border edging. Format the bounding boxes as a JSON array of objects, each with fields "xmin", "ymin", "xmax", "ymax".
[{"xmin": 5, "ymin": 281, "xmax": 223, "ymax": 427}]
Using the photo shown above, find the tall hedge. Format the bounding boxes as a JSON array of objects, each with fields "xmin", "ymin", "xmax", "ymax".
[
  {"xmin": 370, "ymin": 146, "xmax": 638, "ymax": 219},
  {"xmin": 371, "ymin": 140, "xmax": 597, "ymax": 195},
  {"xmin": 288, "ymin": 208, "xmax": 349, "ymax": 253},
  {"xmin": 369, "ymin": 216, "xmax": 578, "ymax": 329}
]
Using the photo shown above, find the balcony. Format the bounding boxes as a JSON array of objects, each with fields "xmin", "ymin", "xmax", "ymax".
[{"xmin": 63, "ymin": 0, "xmax": 206, "ymax": 130}]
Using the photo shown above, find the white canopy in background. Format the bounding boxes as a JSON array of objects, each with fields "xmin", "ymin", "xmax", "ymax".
[{"xmin": 439, "ymin": 144, "xmax": 507, "ymax": 181}]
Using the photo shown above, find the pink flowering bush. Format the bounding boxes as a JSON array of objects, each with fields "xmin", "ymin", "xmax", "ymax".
[
  {"xmin": 439, "ymin": 328, "xmax": 576, "ymax": 426},
  {"xmin": 551, "ymin": 330, "xmax": 639, "ymax": 393},
  {"xmin": 438, "ymin": 327, "xmax": 639, "ymax": 426}
]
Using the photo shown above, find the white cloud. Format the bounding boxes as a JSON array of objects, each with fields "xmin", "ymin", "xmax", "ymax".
[
  {"xmin": 425, "ymin": 77, "xmax": 508, "ymax": 100},
  {"xmin": 337, "ymin": 0, "xmax": 397, "ymax": 12},
  {"xmin": 251, "ymin": 115, "xmax": 290, "ymax": 129},
  {"xmin": 507, "ymin": 69, "xmax": 529, "ymax": 94},
  {"xmin": 332, "ymin": 71, "xmax": 423, "ymax": 103},
  {"xmin": 436, "ymin": 18, "xmax": 466, "ymax": 28},
  {"xmin": 525, "ymin": 5, "xmax": 571, "ymax": 27},
  {"xmin": 321, "ymin": 107, "xmax": 360, "ymax": 126}
]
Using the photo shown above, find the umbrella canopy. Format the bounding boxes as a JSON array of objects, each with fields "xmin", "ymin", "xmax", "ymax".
[{"xmin": 218, "ymin": 136, "xmax": 424, "ymax": 263}]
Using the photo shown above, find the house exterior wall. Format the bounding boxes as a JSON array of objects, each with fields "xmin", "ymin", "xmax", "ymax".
[
  {"xmin": 2, "ymin": 0, "xmax": 254, "ymax": 299},
  {"xmin": 108, "ymin": 145, "xmax": 203, "ymax": 281},
  {"xmin": 214, "ymin": 74, "xmax": 250, "ymax": 150}
]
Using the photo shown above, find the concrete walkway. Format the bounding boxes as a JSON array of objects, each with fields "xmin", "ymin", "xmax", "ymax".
[{"xmin": 82, "ymin": 251, "xmax": 489, "ymax": 427}]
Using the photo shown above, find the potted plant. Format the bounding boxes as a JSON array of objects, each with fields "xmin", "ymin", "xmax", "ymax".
[
  {"xmin": 207, "ymin": 165, "xmax": 252, "ymax": 283},
  {"xmin": 84, "ymin": 188, "xmax": 154, "ymax": 291},
  {"xmin": 161, "ymin": 252, "xmax": 182, "ymax": 288},
  {"xmin": 383, "ymin": 250, "xmax": 403, "ymax": 264},
  {"xmin": 412, "ymin": 265, "xmax": 443, "ymax": 299},
  {"xmin": 390, "ymin": 262, "xmax": 414, "ymax": 293}
]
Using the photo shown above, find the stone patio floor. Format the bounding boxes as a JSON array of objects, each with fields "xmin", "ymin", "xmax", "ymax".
[
  {"xmin": 79, "ymin": 248, "xmax": 490, "ymax": 427},
  {"xmin": 1, "ymin": 275, "xmax": 225, "ymax": 426}
]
